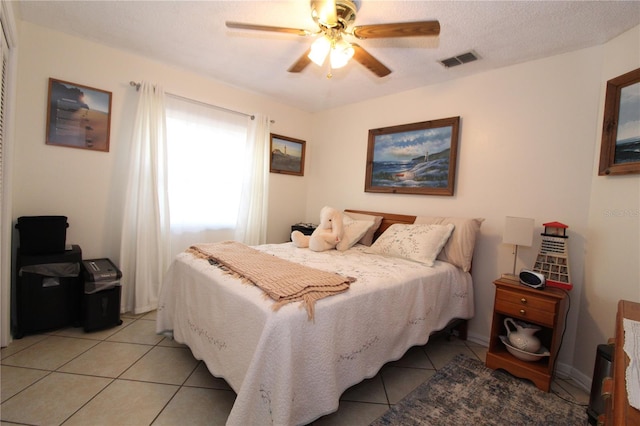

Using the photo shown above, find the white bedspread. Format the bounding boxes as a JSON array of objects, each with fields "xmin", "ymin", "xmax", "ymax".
[{"xmin": 156, "ymin": 243, "xmax": 474, "ymax": 426}]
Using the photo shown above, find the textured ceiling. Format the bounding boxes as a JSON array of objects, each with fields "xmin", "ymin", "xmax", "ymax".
[{"xmin": 16, "ymin": 0, "xmax": 640, "ymax": 112}]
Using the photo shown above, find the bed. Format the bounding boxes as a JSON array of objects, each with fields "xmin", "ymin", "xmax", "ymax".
[{"xmin": 156, "ymin": 209, "xmax": 482, "ymax": 426}]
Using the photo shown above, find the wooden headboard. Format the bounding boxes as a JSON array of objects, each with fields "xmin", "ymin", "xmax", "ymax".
[{"xmin": 345, "ymin": 209, "xmax": 416, "ymax": 242}]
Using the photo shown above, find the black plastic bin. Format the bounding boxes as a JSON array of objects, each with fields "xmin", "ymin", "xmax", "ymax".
[
  {"xmin": 15, "ymin": 216, "xmax": 69, "ymax": 255},
  {"xmin": 82, "ymin": 258, "xmax": 123, "ymax": 332},
  {"xmin": 587, "ymin": 343, "xmax": 614, "ymax": 424},
  {"xmin": 12, "ymin": 245, "xmax": 82, "ymax": 338}
]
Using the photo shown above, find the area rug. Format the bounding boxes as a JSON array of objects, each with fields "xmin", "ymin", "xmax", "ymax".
[{"xmin": 371, "ymin": 354, "xmax": 588, "ymax": 426}]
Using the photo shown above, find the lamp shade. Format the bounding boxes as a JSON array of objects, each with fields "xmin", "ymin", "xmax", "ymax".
[
  {"xmin": 503, "ymin": 216, "xmax": 534, "ymax": 247},
  {"xmin": 308, "ymin": 36, "xmax": 331, "ymax": 66},
  {"xmin": 330, "ymin": 39, "xmax": 354, "ymax": 69}
]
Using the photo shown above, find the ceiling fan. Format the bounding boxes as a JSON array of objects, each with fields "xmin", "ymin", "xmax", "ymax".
[{"xmin": 226, "ymin": 0, "xmax": 440, "ymax": 78}]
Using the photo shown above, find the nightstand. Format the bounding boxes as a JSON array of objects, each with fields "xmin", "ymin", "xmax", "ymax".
[
  {"xmin": 485, "ymin": 277, "xmax": 568, "ymax": 392},
  {"xmin": 291, "ymin": 223, "xmax": 317, "ymax": 236}
]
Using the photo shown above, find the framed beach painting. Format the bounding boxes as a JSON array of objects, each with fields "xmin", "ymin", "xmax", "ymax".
[
  {"xmin": 270, "ymin": 133, "xmax": 306, "ymax": 176},
  {"xmin": 365, "ymin": 117, "xmax": 460, "ymax": 196},
  {"xmin": 598, "ymin": 67, "xmax": 640, "ymax": 176},
  {"xmin": 46, "ymin": 78, "xmax": 112, "ymax": 152}
]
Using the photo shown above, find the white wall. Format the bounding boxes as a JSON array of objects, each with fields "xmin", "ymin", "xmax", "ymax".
[
  {"xmin": 306, "ymin": 26, "xmax": 639, "ymax": 381},
  {"xmin": 12, "ymin": 21, "xmax": 312, "ymax": 267},
  {"xmin": 575, "ymin": 26, "xmax": 640, "ymax": 378}
]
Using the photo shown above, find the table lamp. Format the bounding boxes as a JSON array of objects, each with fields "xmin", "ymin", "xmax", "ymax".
[{"xmin": 502, "ymin": 216, "xmax": 534, "ymax": 280}]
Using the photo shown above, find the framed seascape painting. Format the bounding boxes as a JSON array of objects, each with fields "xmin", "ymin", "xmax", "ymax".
[
  {"xmin": 598, "ymin": 67, "xmax": 640, "ymax": 176},
  {"xmin": 365, "ymin": 117, "xmax": 460, "ymax": 196},
  {"xmin": 270, "ymin": 133, "xmax": 306, "ymax": 176},
  {"xmin": 45, "ymin": 78, "xmax": 112, "ymax": 152}
]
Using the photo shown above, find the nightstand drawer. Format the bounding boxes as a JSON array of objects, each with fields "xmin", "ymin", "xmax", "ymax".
[
  {"xmin": 496, "ymin": 288, "xmax": 556, "ymax": 312},
  {"xmin": 494, "ymin": 299, "xmax": 556, "ymax": 326}
]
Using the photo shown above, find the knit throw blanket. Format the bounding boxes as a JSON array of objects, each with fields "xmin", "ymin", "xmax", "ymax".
[{"xmin": 187, "ymin": 241, "xmax": 354, "ymax": 320}]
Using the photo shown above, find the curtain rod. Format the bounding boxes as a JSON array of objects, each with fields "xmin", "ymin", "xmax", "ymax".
[{"xmin": 129, "ymin": 81, "xmax": 275, "ymax": 123}]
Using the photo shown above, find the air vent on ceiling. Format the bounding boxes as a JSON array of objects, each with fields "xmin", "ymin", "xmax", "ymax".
[{"xmin": 439, "ymin": 51, "xmax": 479, "ymax": 68}]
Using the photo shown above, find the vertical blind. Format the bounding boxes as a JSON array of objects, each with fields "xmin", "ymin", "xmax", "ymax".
[
  {"xmin": 0, "ymin": 22, "xmax": 7, "ymax": 215},
  {"xmin": 0, "ymin": 9, "xmax": 10, "ymax": 347}
]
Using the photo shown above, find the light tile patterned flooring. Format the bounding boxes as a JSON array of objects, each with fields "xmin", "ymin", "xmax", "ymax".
[{"xmin": 1, "ymin": 311, "xmax": 590, "ymax": 425}]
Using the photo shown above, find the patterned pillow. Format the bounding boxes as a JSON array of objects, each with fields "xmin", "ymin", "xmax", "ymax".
[
  {"xmin": 364, "ymin": 223, "xmax": 455, "ymax": 266},
  {"xmin": 336, "ymin": 215, "xmax": 375, "ymax": 251},
  {"xmin": 343, "ymin": 211, "xmax": 383, "ymax": 246},
  {"xmin": 413, "ymin": 216, "xmax": 484, "ymax": 272}
]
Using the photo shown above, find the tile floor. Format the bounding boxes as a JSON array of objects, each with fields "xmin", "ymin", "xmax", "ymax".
[{"xmin": 1, "ymin": 311, "xmax": 590, "ymax": 426}]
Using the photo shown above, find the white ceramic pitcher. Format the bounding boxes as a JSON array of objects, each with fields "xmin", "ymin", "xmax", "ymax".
[{"xmin": 504, "ymin": 317, "xmax": 541, "ymax": 353}]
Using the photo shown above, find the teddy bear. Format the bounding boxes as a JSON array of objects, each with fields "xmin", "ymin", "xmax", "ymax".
[{"xmin": 291, "ymin": 206, "xmax": 344, "ymax": 252}]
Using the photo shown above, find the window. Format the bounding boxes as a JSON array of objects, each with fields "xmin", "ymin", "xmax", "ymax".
[{"xmin": 165, "ymin": 95, "xmax": 248, "ymax": 237}]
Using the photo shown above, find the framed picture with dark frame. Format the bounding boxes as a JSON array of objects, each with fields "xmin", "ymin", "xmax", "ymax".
[
  {"xmin": 365, "ymin": 116, "xmax": 460, "ymax": 196},
  {"xmin": 45, "ymin": 78, "xmax": 112, "ymax": 152},
  {"xmin": 598, "ymin": 67, "xmax": 640, "ymax": 176},
  {"xmin": 270, "ymin": 133, "xmax": 306, "ymax": 176}
]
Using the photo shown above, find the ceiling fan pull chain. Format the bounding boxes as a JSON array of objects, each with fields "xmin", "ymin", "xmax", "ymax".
[{"xmin": 327, "ymin": 38, "xmax": 335, "ymax": 78}]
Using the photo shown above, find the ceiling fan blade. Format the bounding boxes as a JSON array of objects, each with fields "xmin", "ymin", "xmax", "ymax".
[
  {"xmin": 311, "ymin": 0, "xmax": 338, "ymax": 27},
  {"xmin": 288, "ymin": 49, "xmax": 312, "ymax": 73},
  {"xmin": 226, "ymin": 21, "xmax": 313, "ymax": 36},
  {"xmin": 351, "ymin": 44, "xmax": 391, "ymax": 77},
  {"xmin": 352, "ymin": 21, "xmax": 440, "ymax": 39}
]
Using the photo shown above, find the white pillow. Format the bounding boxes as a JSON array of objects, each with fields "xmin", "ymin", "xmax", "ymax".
[
  {"xmin": 336, "ymin": 215, "xmax": 375, "ymax": 251},
  {"xmin": 343, "ymin": 211, "xmax": 383, "ymax": 246},
  {"xmin": 413, "ymin": 216, "xmax": 484, "ymax": 272},
  {"xmin": 364, "ymin": 223, "xmax": 455, "ymax": 266}
]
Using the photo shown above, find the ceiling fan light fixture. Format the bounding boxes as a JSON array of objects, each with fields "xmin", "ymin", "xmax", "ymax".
[
  {"xmin": 330, "ymin": 39, "xmax": 354, "ymax": 68},
  {"xmin": 227, "ymin": 0, "xmax": 440, "ymax": 78},
  {"xmin": 308, "ymin": 36, "xmax": 331, "ymax": 65}
]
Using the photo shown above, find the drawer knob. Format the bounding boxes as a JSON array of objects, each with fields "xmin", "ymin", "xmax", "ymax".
[
  {"xmin": 519, "ymin": 309, "xmax": 526, "ymax": 315},
  {"xmin": 520, "ymin": 298, "xmax": 527, "ymax": 304}
]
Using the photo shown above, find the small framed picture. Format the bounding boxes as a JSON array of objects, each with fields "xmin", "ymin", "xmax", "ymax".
[
  {"xmin": 598, "ymin": 67, "xmax": 640, "ymax": 176},
  {"xmin": 365, "ymin": 117, "xmax": 460, "ymax": 196},
  {"xmin": 45, "ymin": 78, "xmax": 112, "ymax": 152},
  {"xmin": 270, "ymin": 133, "xmax": 306, "ymax": 176}
]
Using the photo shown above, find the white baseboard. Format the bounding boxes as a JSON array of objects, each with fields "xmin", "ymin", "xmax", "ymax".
[
  {"xmin": 467, "ymin": 331, "xmax": 489, "ymax": 347},
  {"xmin": 557, "ymin": 363, "xmax": 592, "ymax": 392}
]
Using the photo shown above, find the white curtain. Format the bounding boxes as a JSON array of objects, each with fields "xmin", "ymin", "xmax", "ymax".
[
  {"xmin": 234, "ymin": 114, "xmax": 271, "ymax": 245},
  {"xmin": 120, "ymin": 82, "xmax": 170, "ymax": 314}
]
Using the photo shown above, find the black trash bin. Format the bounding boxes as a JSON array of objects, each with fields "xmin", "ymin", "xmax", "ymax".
[
  {"xmin": 587, "ymin": 343, "xmax": 614, "ymax": 424},
  {"xmin": 12, "ymin": 245, "xmax": 82, "ymax": 338},
  {"xmin": 81, "ymin": 258, "xmax": 123, "ymax": 332},
  {"xmin": 15, "ymin": 216, "xmax": 69, "ymax": 255}
]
